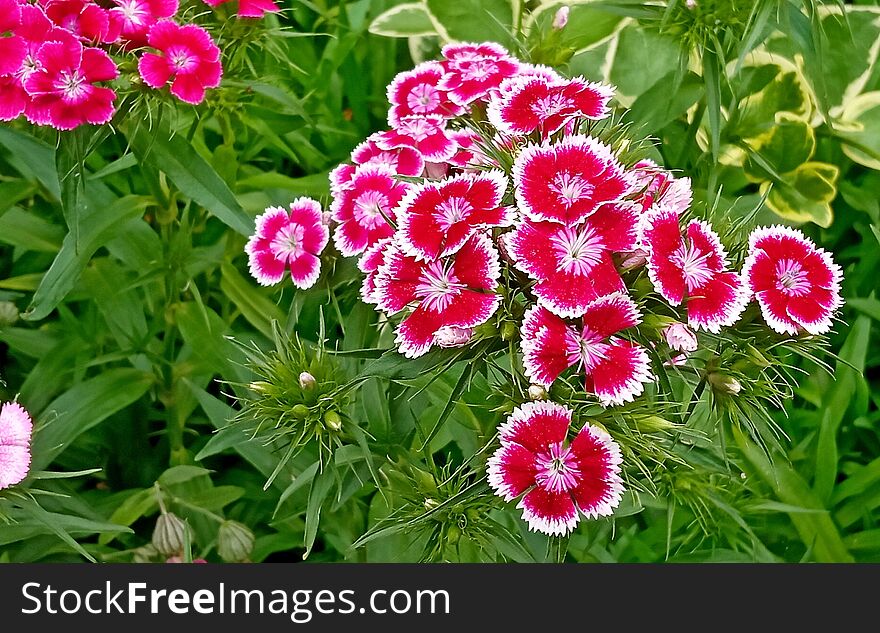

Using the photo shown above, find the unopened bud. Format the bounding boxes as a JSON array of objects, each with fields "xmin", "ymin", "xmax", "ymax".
[
  {"xmin": 528, "ymin": 384, "xmax": 547, "ymax": 401},
  {"xmin": 324, "ymin": 410, "xmax": 343, "ymax": 431},
  {"xmin": 152, "ymin": 512, "xmax": 188, "ymax": 557},
  {"xmin": 424, "ymin": 498, "xmax": 440, "ymax": 511},
  {"xmin": 500, "ymin": 321, "xmax": 517, "ymax": 341},
  {"xmin": 708, "ymin": 373, "xmax": 742, "ymax": 395},
  {"xmin": 217, "ymin": 520, "xmax": 255, "ymax": 563},
  {"xmin": 618, "ymin": 248, "xmax": 648, "ymax": 270},
  {"xmin": 686, "ymin": 0, "xmax": 697, "ymax": 8},
  {"xmin": 0, "ymin": 301, "xmax": 19, "ymax": 327},
  {"xmin": 552, "ymin": 5, "xmax": 569, "ymax": 30},
  {"xmin": 434, "ymin": 326, "xmax": 473, "ymax": 348},
  {"xmin": 248, "ymin": 381, "xmax": 271, "ymax": 394},
  {"xmin": 298, "ymin": 371, "xmax": 317, "ymax": 390},
  {"xmin": 663, "ymin": 323, "xmax": 698, "ymax": 353},
  {"xmin": 292, "ymin": 404, "xmax": 310, "ymax": 419}
]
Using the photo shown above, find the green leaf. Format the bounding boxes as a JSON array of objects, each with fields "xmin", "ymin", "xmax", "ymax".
[
  {"xmin": 126, "ymin": 121, "xmax": 253, "ymax": 236},
  {"xmin": 426, "ymin": 0, "xmax": 515, "ymax": 48},
  {"xmin": 0, "ymin": 207, "xmax": 64, "ymax": 252},
  {"xmin": 369, "ymin": 2, "xmax": 437, "ymax": 37},
  {"xmin": 761, "ymin": 161, "xmax": 839, "ymax": 227},
  {"xmin": 99, "ymin": 488, "xmax": 158, "ymax": 546},
  {"xmin": 303, "ymin": 467, "xmax": 335, "ymax": 559},
  {"xmin": 627, "ymin": 70, "xmax": 704, "ymax": 132},
  {"xmin": 527, "ymin": 1, "xmax": 623, "ymax": 51},
  {"xmin": 0, "ymin": 127, "xmax": 61, "ymax": 200},
  {"xmin": 735, "ymin": 69, "xmax": 813, "ymax": 139},
  {"xmin": 837, "ymin": 91, "xmax": 880, "ymax": 171},
  {"xmin": 220, "ymin": 263, "xmax": 285, "ymax": 340},
  {"xmin": 702, "ymin": 49, "xmax": 722, "ymax": 162},
  {"xmin": 30, "ymin": 368, "xmax": 155, "ymax": 470},
  {"xmin": 22, "ymin": 195, "xmax": 151, "ymax": 321},
  {"xmin": 608, "ymin": 24, "xmax": 681, "ymax": 105}
]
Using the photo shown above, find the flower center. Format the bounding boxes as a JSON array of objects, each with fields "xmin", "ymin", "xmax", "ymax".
[
  {"xmin": 19, "ymin": 54, "xmax": 39, "ymax": 79},
  {"xmin": 565, "ymin": 326, "xmax": 610, "ymax": 371},
  {"xmin": 407, "ymin": 83, "xmax": 440, "ymax": 113},
  {"xmin": 551, "ymin": 225, "xmax": 605, "ymax": 276},
  {"xmin": 168, "ymin": 47, "xmax": 196, "ymax": 73},
  {"xmin": 117, "ymin": 0, "xmax": 147, "ymax": 26},
  {"xmin": 435, "ymin": 196, "xmax": 473, "ymax": 231},
  {"xmin": 671, "ymin": 240, "xmax": 714, "ymax": 292},
  {"xmin": 549, "ymin": 171, "xmax": 594, "ymax": 206},
  {"xmin": 531, "ymin": 91, "xmax": 573, "ymax": 118},
  {"xmin": 415, "ymin": 261, "xmax": 465, "ymax": 313},
  {"xmin": 59, "ymin": 71, "xmax": 87, "ymax": 100},
  {"xmin": 775, "ymin": 258, "xmax": 811, "ymax": 296},
  {"xmin": 460, "ymin": 59, "xmax": 495, "ymax": 81},
  {"xmin": 352, "ymin": 190, "xmax": 389, "ymax": 229},
  {"xmin": 398, "ymin": 118, "xmax": 433, "ymax": 142},
  {"xmin": 269, "ymin": 224, "xmax": 306, "ymax": 261},
  {"xmin": 534, "ymin": 442, "xmax": 581, "ymax": 493}
]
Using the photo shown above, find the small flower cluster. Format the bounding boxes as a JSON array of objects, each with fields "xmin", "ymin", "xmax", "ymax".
[
  {"xmin": 0, "ymin": 0, "xmax": 278, "ymax": 130},
  {"xmin": 245, "ymin": 42, "xmax": 844, "ymax": 536}
]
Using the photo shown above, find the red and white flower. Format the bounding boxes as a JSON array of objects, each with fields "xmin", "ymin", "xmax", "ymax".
[
  {"xmin": 505, "ymin": 202, "xmax": 638, "ymax": 317},
  {"xmin": 438, "ymin": 41, "xmax": 520, "ymax": 106},
  {"xmin": 447, "ymin": 129, "xmax": 490, "ymax": 169},
  {"xmin": 373, "ymin": 234, "xmax": 501, "ymax": 358},
  {"xmin": 386, "ymin": 61, "xmax": 463, "ymax": 126},
  {"xmin": 642, "ymin": 209, "xmax": 748, "ymax": 333},
  {"xmin": 376, "ymin": 114, "xmax": 456, "ymax": 163},
  {"xmin": 742, "ymin": 226, "xmax": 842, "ymax": 336},
  {"xmin": 396, "ymin": 170, "xmax": 514, "ymax": 261},
  {"xmin": 487, "ymin": 74, "xmax": 613, "ymax": 137},
  {"xmin": 351, "ymin": 132, "xmax": 425, "ymax": 177},
  {"xmin": 245, "ymin": 198, "xmax": 330, "ymax": 289},
  {"xmin": 330, "ymin": 164, "xmax": 410, "ymax": 257},
  {"xmin": 487, "ymin": 401, "xmax": 623, "ymax": 535},
  {"xmin": 512, "ymin": 135, "xmax": 634, "ymax": 226},
  {"xmin": 0, "ymin": 401, "xmax": 33, "ymax": 490},
  {"xmin": 521, "ymin": 294, "xmax": 653, "ymax": 406},
  {"xmin": 357, "ymin": 237, "xmax": 391, "ymax": 305}
]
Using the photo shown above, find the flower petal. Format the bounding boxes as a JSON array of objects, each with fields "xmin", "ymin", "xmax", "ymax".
[{"xmin": 584, "ymin": 339, "xmax": 652, "ymax": 406}]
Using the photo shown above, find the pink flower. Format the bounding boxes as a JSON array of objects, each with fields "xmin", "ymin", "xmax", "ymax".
[
  {"xmin": 505, "ymin": 202, "xmax": 638, "ymax": 317},
  {"xmin": 642, "ymin": 209, "xmax": 748, "ymax": 333},
  {"xmin": 487, "ymin": 74, "xmax": 613, "ymax": 137},
  {"xmin": 350, "ymin": 132, "xmax": 425, "ymax": 177},
  {"xmin": 138, "ymin": 20, "xmax": 222, "ymax": 105},
  {"xmin": 386, "ymin": 61, "xmax": 464, "ymax": 126},
  {"xmin": 23, "ymin": 38, "xmax": 117, "ymax": 130},
  {"xmin": 447, "ymin": 129, "xmax": 490, "ymax": 169},
  {"xmin": 357, "ymin": 237, "xmax": 391, "ymax": 305},
  {"xmin": 0, "ymin": 0, "xmax": 26, "ymax": 77},
  {"xmin": 376, "ymin": 114, "xmax": 456, "ymax": 163},
  {"xmin": 438, "ymin": 41, "xmax": 520, "ymax": 106},
  {"xmin": 631, "ymin": 159, "xmax": 692, "ymax": 215},
  {"xmin": 330, "ymin": 164, "xmax": 410, "ymax": 257},
  {"xmin": 43, "ymin": 0, "xmax": 119, "ymax": 44},
  {"xmin": 663, "ymin": 322, "xmax": 697, "ymax": 352},
  {"xmin": 552, "ymin": 5, "xmax": 570, "ymax": 29},
  {"xmin": 109, "ymin": 0, "xmax": 178, "ymax": 46},
  {"xmin": 0, "ymin": 401, "xmax": 33, "ymax": 490},
  {"xmin": 374, "ymin": 234, "xmax": 501, "ymax": 358},
  {"xmin": 396, "ymin": 170, "xmax": 514, "ymax": 261},
  {"xmin": 433, "ymin": 326, "xmax": 473, "ymax": 348},
  {"xmin": 202, "ymin": 0, "xmax": 278, "ymax": 19},
  {"xmin": 742, "ymin": 226, "xmax": 842, "ymax": 336},
  {"xmin": 487, "ymin": 401, "xmax": 623, "ymax": 536},
  {"xmin": 521, "ymin": 294, "xmax": 653, "ymax": 406},
  {"xmin": 512, "ymin": 135, "xmax": 634, "ymax": 226},
  {"xmin": 245, "ymin": 198, "xmax": 330, "ymax": 289}
]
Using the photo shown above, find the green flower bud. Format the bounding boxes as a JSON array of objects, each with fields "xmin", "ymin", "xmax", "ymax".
[
  {"xmin": 291, "ymin": 404, "xmax": 310, "ymax": 419},
  {"xmin": 708, "ymin": 372, "xmax": 742, "ymax": 395},
  {"xmin": 527, "ymin": 384, "xmax": 547, "ymax": 401},
  {"xmin": 500, "ymin": 321, "xmax": 517, "ymax": 341},
  {"xmin": 152, "ymin": 512, "xmax": 188, "ymax": 557},
  {"xmin": 217, "ymin": 520, "xmax": 255, "ymax": 563},
  {"xmin": 323, "ymin": 410, "xmax": 343, "ymax": 431}
]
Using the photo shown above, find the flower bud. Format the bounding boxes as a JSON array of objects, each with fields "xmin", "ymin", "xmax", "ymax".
[
  {"xmin": 708, "ymin": 373, "xmax": 742, "ymax": 395},
  {"xmin": 434, "ymin": 326, "xmax": 473, "ymax": 348},
  {"xmin": 0, "ymin": 301, "xmax": 19, "ymax": 327},
  {"xmin": 298, "ymin": 371, "xmax": 317, "ymax": 390},
  {"xmin": 291, "ymin": 404, "xmax": 310, "ymax": 419},
  {"xmin": 527, "ymin": 384, "xmax": 547, "ymax": 401},
  {"xmin": 552, "ymin": 5, "xmax": 569, "ymax": 30},
  {"xmin": 686, "ymin": 0, "xmax": 697, "ymax": 8},
  {"xmin": 323, "ymin": 410, "xmax": 343, "ymax": 431},
  {"xmin": 217, "ymin": 520, "xmax": 255, "ymax": 563},
  {"xmin": 152, "ymin": 512, "xmax": 188, "ymax": 557},
  {"xmin": 500, "ymin": 321, "xmax": 517, "ymax": 341},
  {"xmin": 618, "ymin": 249, "xmax": 648, "ymax": 270},
  {"xmin": 424, "ymin": 498, "xmax": 440, "ymax": 511},
  {"xmin": 663, "ymin": 322, "xmax": 698, "ymax": 352}
]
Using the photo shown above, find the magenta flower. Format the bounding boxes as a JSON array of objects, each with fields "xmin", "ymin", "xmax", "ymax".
[
  {"xmin": 202, "ymin": 0, "xmax": 278, "ymax": 19},
  {"xmin": 437, "ymin": 41, "xmax": 520, "ymax": 106},
  {"xmin": 447, "ymin": 129, "xmax": 490, "ymax": 169},
  {"xmin": 375, "ymin": 114, "xmax": 456, "ymax": 163},
  {"xmin": 487, "ymin": 74, "xmax": 613, "ymax": 137},
  {"xmin": 642, "ymin": 209, "xmax": 748, "ymax": 333},
  {"xmin": 245, "ymin": 198, "xmax": 330, "ymax": 289},
  {"xmin": 374, "ymin": 234, "xmax": 501, "ymax": 358},
  {"xmin": 505, "ymin": 202, "xmax": 638, "ymax": 317},
  {"xmin": 138, "ymin": 20, "xmax": 222, "ymax": 105},
  {"xmin": 0, "ymin": 0, "xmax": 26, "ymax": 77},
  {"xmin": 386, "ymin": 61, "xmax": 463, "ymax": 126},
  {"xmin": 351, "ymin": 132, "xmax": 425, "ymax": 177},
  {"xmin": 521, "ymin": 294, "xmax": 653, "ymax": 406},
  {"xmin": 742, "ymin": 226, "xmax": 842, "ymax": 336},
  {"xmin": 109, "ymin": 0, "xmax": 177, "ymax": 46},
  {"xmin": 487, "ymin": 401, "xmax": 623, "ymax": 536},
  {"xmin": 0, "ymin": 401, "xmax": 33, "ymax": 490},
  {"xmin": 512, "ymin": 135, "xmax": 634, "ymax": 226},
  {"xmin": 357, "ymin": 237, "xmax": 392, "ymax": 305},
  {"xmin": 330, "ymin": 164, "xmax": 410, "ymax": 257},
  {"xmin": 43, "ymin": 0, "xmax": 119, "ymax": 44},
  {"xmin": 396, "ymin": 170, "xmax": 514, "ymax": 261},
  {"xmin": 23, "ymin": 38, "xmax": 117, "ymax": 130}
]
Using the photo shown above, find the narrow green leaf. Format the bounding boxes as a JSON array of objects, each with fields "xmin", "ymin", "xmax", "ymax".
[
  {"xmin": 303, "ymin": 468, "xmax": 335, "ymax": 559},
  {"xmin": 0, "ymin": 127, "xmax": 61, "ymax": 199}
]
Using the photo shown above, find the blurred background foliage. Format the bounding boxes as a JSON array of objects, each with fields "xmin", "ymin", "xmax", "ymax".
[{"xmin": 0, "ymin": 0, "xmax": 878, "ymax": 562}]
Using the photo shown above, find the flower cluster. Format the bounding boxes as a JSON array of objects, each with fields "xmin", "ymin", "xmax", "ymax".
[
  {"xmin": 0, "ymin": 0, "xmax": 278, "ymax": 130},
  {"xmin": 245, "ymin": 42, "xmax": 845, "ymax": 536}
]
